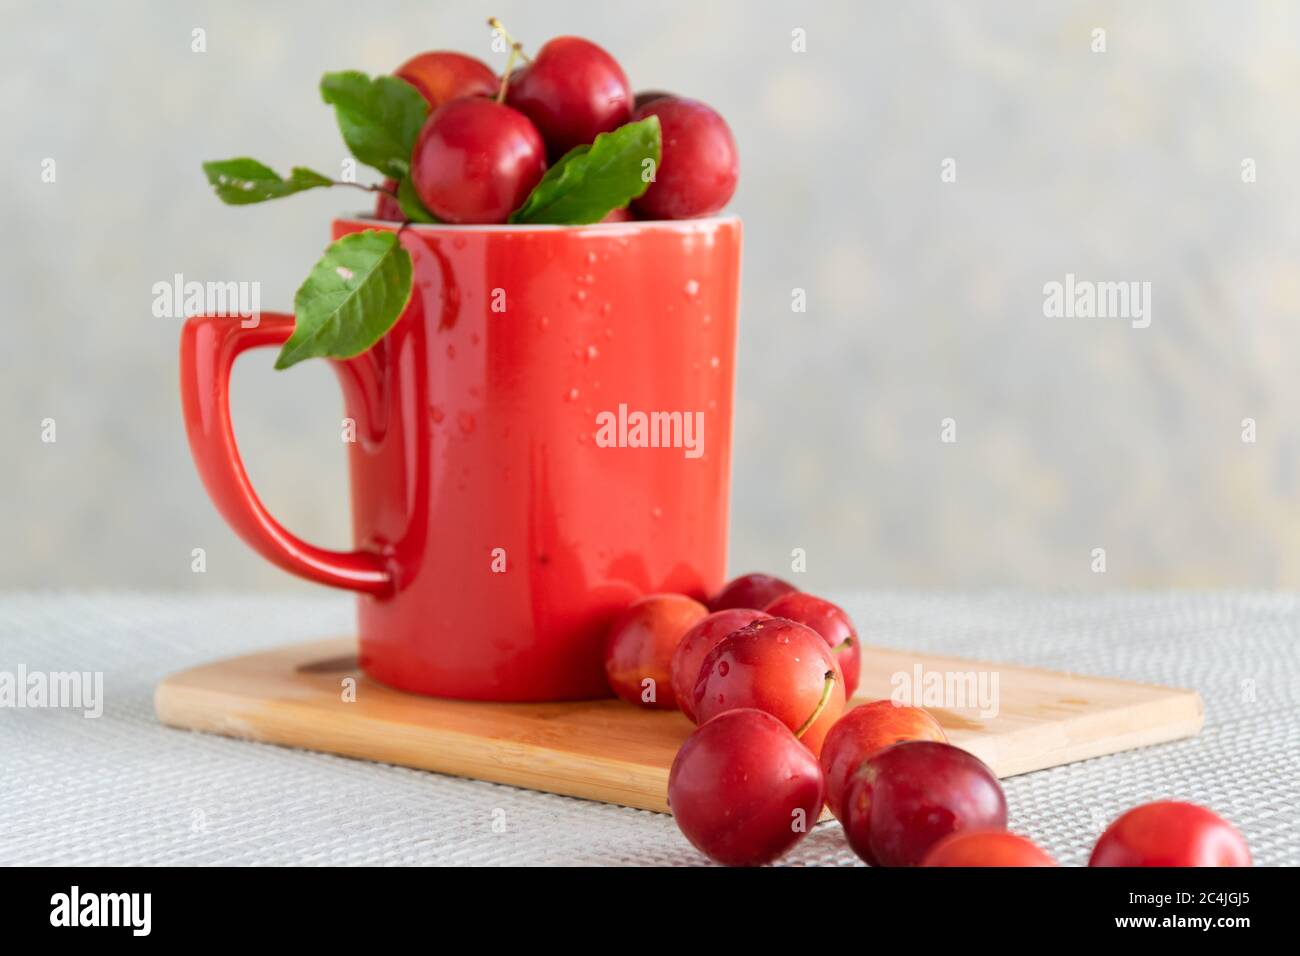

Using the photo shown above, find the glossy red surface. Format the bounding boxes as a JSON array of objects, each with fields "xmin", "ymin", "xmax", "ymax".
[
  {"xmin": 179, "ymin": 217, "xmax": 741, "ymax": 700},
  {"xmin": 764, "ymin": 591, "xmax": 861, "ymax": 698},
  {"xmin": 670, "ymin": 608, "xmax": 769, "ymax": 722},
  {"xmin": 819, "ymin": 700, "xmax": 947, "ymax": 821},
  {"xmin": 395, "ymin": 50, "xmax": 498, "ymax": 109},
  {"xmin": 693, "ymin": 617, "xmax": 846, "ymax": 757},
  {"xmin": 178, "ymin": 314, "xmax": 393, "ymax": 595},
  {"xmin": 843, "ymin": 741, "xmax": 1007, "ymax": 867},
  {"xmin": 708, "ymin": 572, "xmax": 794, "ymax": 612},
  {"xmin": 1088, "ymin": 801, "xmax": 1251, "ymax": 867},
  {"xmin": 922, "ymin": 830, "xmax": 1057, "ymax": 867},
  {"xmin": 410, "ymin": 98, "xmax": 547, "ymax": 224},
  {"xmin": 668, "ymin": 708, "xmax": 825, "ymax": 866},
  {"xmin": 632, "ymin": 97, "xmax": 739, "ymax": 220},
  {"xmin": 603, "ymin": 593, "xmax": 708, "ymax": 709},
  {"xmin": 505, "ymin": 36, "xmax": 632, "ymax": 158}
]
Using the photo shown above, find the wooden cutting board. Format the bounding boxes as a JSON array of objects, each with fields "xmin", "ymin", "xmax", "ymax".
[{"xmin": 154, "ymin": 638, "xmax": 1203, "ymax": 813}]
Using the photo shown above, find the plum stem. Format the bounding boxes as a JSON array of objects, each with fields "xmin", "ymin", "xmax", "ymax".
[
  {"xmin": 795, "ymin": 671, "xmax": 837, "ymax": 739},
  {"xmin": 496, "ymin": 46, "xmax": 519, "ymax": 104},
  {"xmin": 488, "ymin": 16, "xmax": 529, "ymax": 103},
  {"xmin": 488, "ymin": 17, "xmax": 533, "ymax": 64}
]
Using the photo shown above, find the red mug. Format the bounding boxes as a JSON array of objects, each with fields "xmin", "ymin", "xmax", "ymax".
[{"xmin": 180, "ymin": 216, "xmax": 741, "ymax": 700}]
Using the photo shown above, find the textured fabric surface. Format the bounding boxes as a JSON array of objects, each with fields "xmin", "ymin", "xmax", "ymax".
[{"xmin": 1, "ymin": 591, "xmax": 1296, "ymax": 866}]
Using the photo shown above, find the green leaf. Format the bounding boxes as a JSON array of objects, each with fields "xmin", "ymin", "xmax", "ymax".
[
  {"xmin": 396, "ymin": 176, "xmax": 439, "ymax": 223},
  {"xmin": 509, "ymin": 116, "xmax": 661, "ymax": 225},
  {"xmin": 202, "ymin": 158, "xmax": 333, "ymax": 205},
  {"xmin": 320, "ymin": 71, "xmax": 428, "ymax": 179},
  {"xmin": 275, "ymin": 230, "xmax": 414, "ymax": 370}
]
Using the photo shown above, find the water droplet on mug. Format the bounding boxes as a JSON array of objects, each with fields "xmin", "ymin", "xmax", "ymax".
[
  {"xmin": 710, "ymin": 355, "xmax": 720, "ymax": 369},
  {"xmin": 585, "ymin": 345, "xmax": 599, "ymax": 362},
  {"xmin": 539, "ymin": 315, "xmax": 551, "ymax": 331},
  {"xmin": 566, "ymin": 387, "xmax": 580, "ymax": 401},
  {"xmin": 447, "ymin": 344, "xmax": 456, "ymax": 359},
  {"xmin": 572, "ymin": 289, "xmax": 588, "ymax": 304},
  {"xmin": 651, "ymin": 506, "xmax": 663, "ymax": 519},
  {"xmin": 586, "ymin": 251, "xmax": 597, "ymax": 265},
  {"xmin": 429, "ymin": 405, "xmax": 445, "ymax": 424},
  {"xmin": 684, "ymin": 278, "xmax": 700, "ymax": 298},
  {"xmin": 717, "ymin": 662, "xmax": 730, "ymax": 677},
  {"xmin": 458, "ymin": 411, "xmax": 476, "ymax": 434},
  {"xmin": 702, "ymin": 313, "xmax": 712, "ymax": 325}
]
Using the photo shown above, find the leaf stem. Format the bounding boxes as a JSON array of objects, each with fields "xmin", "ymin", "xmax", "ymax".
[
  {"xmin": 794, "ymin": 671, "xmax": 838, "ymax": 739},
  {"xmin": 331, "ymin": 179, "xmax": 398, "ymax": 197}
]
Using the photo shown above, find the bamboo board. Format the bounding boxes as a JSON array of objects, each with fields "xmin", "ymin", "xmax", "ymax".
[{"xmin": 155, "ymin": 638, "xmax": 1204, "ymax": 813}]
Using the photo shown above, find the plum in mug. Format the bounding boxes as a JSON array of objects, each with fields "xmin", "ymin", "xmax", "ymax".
[{"xmin": 179, "ymin": 216, "xmax": 742, "ymax": 701}]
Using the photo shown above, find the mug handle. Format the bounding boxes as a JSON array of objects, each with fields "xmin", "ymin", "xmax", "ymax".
[{"xmin": 179, "ymin": 312, "xmax": 393, "ymax": 596}]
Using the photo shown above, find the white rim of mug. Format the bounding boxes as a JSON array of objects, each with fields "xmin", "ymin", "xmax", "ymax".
[{"xmin": 336, "ymin": 214, "xmax": 741, "ymax": 233}]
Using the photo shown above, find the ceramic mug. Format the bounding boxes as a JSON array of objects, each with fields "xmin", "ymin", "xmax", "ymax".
[{"xmin": 179, "ymin": 216, "xmax": 741, "ymax": 700}]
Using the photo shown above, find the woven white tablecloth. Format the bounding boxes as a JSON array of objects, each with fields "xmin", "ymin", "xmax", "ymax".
[{"xmin": 1, "ymin": 591, "xmax": 1296, "ymax": 866}]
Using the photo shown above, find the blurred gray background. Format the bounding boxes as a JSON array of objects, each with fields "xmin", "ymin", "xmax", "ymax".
[{"xmin": 4, "ymin": 0, "xmax": 1300, "ymax": 593}]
